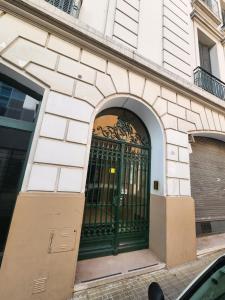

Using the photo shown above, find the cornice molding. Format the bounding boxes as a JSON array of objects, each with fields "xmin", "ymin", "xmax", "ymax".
[
  {"xmin": 1, "ymin": 0, "xmax": 225, "ymax": 115},
  {"xmin": 191, "ymin": 10, "xmax": 224, "ymax": 41},
  {"xmin": 191, "ymin": 0, "xmax": 225, "ymax": 42},
  {"xmin": 192, "ymin": 0, "xmax": 222, "ymax": 26}
]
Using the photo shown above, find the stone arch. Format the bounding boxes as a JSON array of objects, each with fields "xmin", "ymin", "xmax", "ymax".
[
  {"xmin": 189, "ymin": 130, "xmax": 225, "ymax": 142},
  {"xmin": 82, "ymin": 94, "xmax": 166, "ymax": 196}
]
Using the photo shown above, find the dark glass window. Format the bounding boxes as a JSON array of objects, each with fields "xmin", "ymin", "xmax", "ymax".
[
  {"xmin": 0, "ymin": 127, "xmax": 30, "ymax": 255},
  {"xmin": 0, "ymin": 78, "xmax": 41, "ymax": 262},
  {"xmin": 0, "ymin": 81, "xmax": 39, "ymax": 123}
]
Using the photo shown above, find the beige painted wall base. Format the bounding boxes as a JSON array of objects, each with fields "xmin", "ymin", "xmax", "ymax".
[
  {"xmin": 150, "ymin": 195, "xmax": 197, "ymax": 267},
  {"xmin": 0, "ymin": 192, "xmax": 85, "ymax": 300}
]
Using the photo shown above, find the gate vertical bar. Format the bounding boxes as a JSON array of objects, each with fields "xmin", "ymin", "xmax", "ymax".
[{"xmin": 114, "ymin": 142, "xmax": 124, "ymax": 254}]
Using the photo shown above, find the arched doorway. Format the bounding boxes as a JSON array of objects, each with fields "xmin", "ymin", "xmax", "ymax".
[{"xmin": 79, "ymin": 108, "xmax": 151, "ymax": 259}]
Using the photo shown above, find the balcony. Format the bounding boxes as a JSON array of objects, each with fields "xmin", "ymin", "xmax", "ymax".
[
  {"xmin": 45, "ymin": 0, "xmax": 82, "ymax": 17},
  {"xmin": 201, "ymin": 0, "xmax": 219, "ymax": 17},
  {"xmin": 194, "ymin": 67, "xmax": 225, "ymax": 100}
]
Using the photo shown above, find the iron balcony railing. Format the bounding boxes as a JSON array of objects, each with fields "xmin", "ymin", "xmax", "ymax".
[
  {"xmin": 202, "ymin": 0, "xmax": 219, "ymax": 17},
  {"xmin": 194, "ymin": 67, "xmax": 225, "ymax": 100},
  {"xmin": 45, "ymin": 0, "xmax": 82, "ymax": 17}
]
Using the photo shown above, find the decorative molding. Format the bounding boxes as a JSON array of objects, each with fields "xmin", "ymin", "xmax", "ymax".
[
  {"xmin": 93, "ymin": 118, "xmax": 149, "ymax": 146},
  {"xmin": 192, "ymin": 0, "xmax": 221, "ymax": 25},
  {"xmin": 191, "ymin": 9, "xmax": 224, "ymax": 40}
]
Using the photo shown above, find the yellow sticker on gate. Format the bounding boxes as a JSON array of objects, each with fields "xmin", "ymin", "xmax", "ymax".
[{"xmin": 109, "ymin": 168, "xmax": 116, "ymax": 174}]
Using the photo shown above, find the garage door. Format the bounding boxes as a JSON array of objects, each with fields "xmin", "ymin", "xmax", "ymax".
[{"xmin": 190, "ymin": 136, "xmax": 225, "ymax": 236}]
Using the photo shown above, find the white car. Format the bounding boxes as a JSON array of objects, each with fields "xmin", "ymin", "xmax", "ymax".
[{"xmin": 148, "ymin": 255, "xmax": 225, "ymax": 300}]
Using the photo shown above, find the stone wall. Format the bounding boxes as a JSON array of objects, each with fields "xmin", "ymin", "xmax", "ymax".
[
  {"xmin": 162, "ymin": 0, "xmax": 192, "ymax": 80},
  {"xmin": 1, "ymin": 10, "xmax": 225, "ymax": 196}
]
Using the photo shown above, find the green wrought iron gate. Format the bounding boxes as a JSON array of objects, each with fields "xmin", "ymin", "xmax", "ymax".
[{"xmin": 79, "ymin": 113, "xmax": 150, "ymax": 260}]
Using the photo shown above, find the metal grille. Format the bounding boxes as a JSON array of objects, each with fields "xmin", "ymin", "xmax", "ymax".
[
  {"xmin": 79, "ymin": 136, "xmax": 150, "ymax": 259},
  {"xmin": 190, "ymin": 137, "xmax": 225, "ymax": 236},
  {"xmin": 196, "ymin": 220, "xmax": 225, "ymax": 236},
  {"xmin": 194, "ymin": 67, "xmax": 225, "ymax": 100},
  {"xmin": 45, "ymin": 0, "xmax": 82, "ymax": 17}
]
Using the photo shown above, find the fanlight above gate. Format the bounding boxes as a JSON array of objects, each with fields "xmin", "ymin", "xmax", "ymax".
[{"xmin": 93, "ymin": 108, "xmax": 149, "ymax": 146}]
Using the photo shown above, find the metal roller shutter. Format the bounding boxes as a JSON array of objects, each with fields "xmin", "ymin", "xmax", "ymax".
[{"xmin": 190, "ymin": 136, "xmax": 225, "ymax": 235}]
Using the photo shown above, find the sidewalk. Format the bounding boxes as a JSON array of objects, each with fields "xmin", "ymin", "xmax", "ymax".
[
  {"xmin": 72, "ymin": 249, "xmax": 225, "ymax": 300},
  {"xmin": 75, "ymin": 249, "xmax": 161, "ymax": 284},
  {"xmin": 197, "ymin": 232, "xmax": 225, "ymax": 255}
]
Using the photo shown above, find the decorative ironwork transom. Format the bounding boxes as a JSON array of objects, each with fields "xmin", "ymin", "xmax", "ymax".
[{"xmin": 93, "ymin": 112, "xmax": 149, "ymax": 146}]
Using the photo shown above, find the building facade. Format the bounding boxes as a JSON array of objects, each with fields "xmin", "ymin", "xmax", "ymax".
[{"xmin": 0, "ymin": 0, "xmax": 225, "ymax": 299}]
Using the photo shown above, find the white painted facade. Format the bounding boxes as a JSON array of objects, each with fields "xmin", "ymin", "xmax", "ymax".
[
  {"xmin": 1, "ymin": 0, "xmax": 225, "ymax": 206},
  {"xmin": 0, "ymin": 0, "xmax": 223, "ymax": 199},
  {"xmin": 70, "ymin": 0, "xmax": 225, "ymax": 82},
  {"xmin": 2, "ymin": 1, "xmax": 225, "ymax": 297}
]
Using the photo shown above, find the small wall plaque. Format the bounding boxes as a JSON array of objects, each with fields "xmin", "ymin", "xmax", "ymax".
[
  {"xmin": 48, "ymin": 228, "xmax": 76, "ymax": 253},
  {"xmin": 154, "ymin": 181, "xmax": 159, "ymax": 190}
]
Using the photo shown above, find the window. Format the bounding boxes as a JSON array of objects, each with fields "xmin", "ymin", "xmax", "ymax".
[
  {"xmin": 45, "ymin": 0, "xmax": 82, "ymax": 17},
  {"xmin": 180, "ymin": 257, "xmax": 225, "ymax": 300},
  {"xmin": 0, "ymin": 81, "xmax": 39, "ymax": 123},
  {"xmin": 199, "ymin": 42, "xmax": 212, "ymax": 73},
  {"xmin": 220, "ymin": 0, "xmax": 225, "ymax": 26},
  {"xmin": 193, "ymin": 30, "xmax": 225, "ymax": 100},
  {"xmin": 0, "ymin": 77, "xmax": 41, "ymax": 263},
  {"xmin": 202, "ymin": 0, "xmax": 220, "ymax": 16}
]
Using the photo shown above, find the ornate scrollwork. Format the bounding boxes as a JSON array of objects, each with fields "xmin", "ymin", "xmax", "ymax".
[{"xmin": 93, "ymin": 118, "xmax": 148, "ymax": 146}]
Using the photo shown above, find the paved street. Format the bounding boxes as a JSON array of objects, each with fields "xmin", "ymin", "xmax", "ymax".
[{"xmin": 72, "ymin": 250, "xmax": 225, "ymax": 300}]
